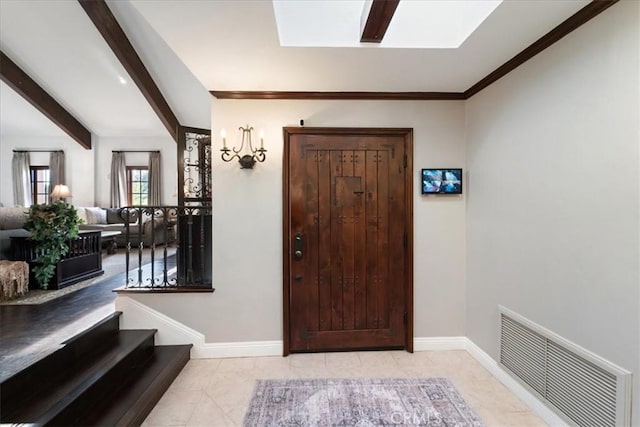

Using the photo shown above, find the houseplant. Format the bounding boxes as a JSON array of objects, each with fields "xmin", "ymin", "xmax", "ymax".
[{"xmin": 24, "ymin": 201, "xmax": 82, "ymax": 289}]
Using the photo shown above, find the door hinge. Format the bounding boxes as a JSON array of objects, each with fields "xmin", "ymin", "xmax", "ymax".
[
  {"xmin": 403, "ymin": 154, "xmax": 407, "ymax": 169},
  {"xmin": 403, "ymin": 312, "xmax": 408, "ymax": 325}
]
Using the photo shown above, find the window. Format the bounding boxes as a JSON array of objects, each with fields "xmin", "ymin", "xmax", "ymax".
[
  {"xmin": 30, "ymin": 166, "xmax": 50, "ymax": 204},
  {"xmin": 127, "ymin": 166, "xmax": 149, "ymax": 206}
]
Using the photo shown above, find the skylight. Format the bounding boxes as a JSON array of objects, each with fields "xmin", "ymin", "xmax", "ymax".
[{"xmin": 272, "ymin": 0, "xmax": 502, "ymax": 49}]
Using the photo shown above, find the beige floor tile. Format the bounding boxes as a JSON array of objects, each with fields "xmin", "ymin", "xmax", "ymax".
[
  {"xmin": 144, "ymin": 401, "xmax": 198, "ymax": 426},
  {"xmin": 169, "ymin": 366, "xmax": 215, "ymax": 391},
  {"xmin": 391, "ymin": 349, "xmax": 432, "ymax": 366},
  {"xmin": 205, "ymin": 381, "xmax": 255, "ymax": 410},
  {"xmin": 207, "ymin": 370, "xmax": 256, "ymax": 387},
  {"xmin": 325, "ymin": 351, "xmax": 362, "ymax": 369},
  {"xmin": 252, "ymin": 355, "xmax": 291, "ymax": 370},
  {"xmin": 289, "ymin": 365, "xmax": 332, "ymax": 378},
  {"xmin": 216, "ymin": 357, "xmax": 256, "ymax": 372},
  {"xmin": 187, "ymin": 395, "xmax": 238, "ymax": 427},
  {"xmin": 357, "ymin": 350, "xmax": 397, "ymax": 368},
  {"xmin": 185, "ymin": 358, "xmax": 222, "ymax": 373},
  {"xmin": 288, "ymin": 352, "xmax": 326, "ymax": 369},
  {"xmin": 145, "ymin": 350, "xmax": 549, "ymax": 427},
  {"xmin": 226, "ymin": 404, "xmax": 249, "ymax": 425},
  {"xmin": 480, "ymin": 410, "xmax": 548, "ymax": 427},
  {"xmin": 157, "ymin": 387, "xmax": 205, "ymax": 406},
  {"xmin": 250, "ymin": 366, "xmax": 299, "ymax": 379}
]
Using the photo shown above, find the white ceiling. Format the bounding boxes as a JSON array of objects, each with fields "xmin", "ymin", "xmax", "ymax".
[
  {"xmin": 0, "ymin": 0, "xmax": 592, "ymax": 142},
  {"xmin": 273, "ymin": 0, "xmax": 503, "ymax": 48},
  {"xmin": 131, "ymin": 0, "xmax": 589, "ymax": 92}
]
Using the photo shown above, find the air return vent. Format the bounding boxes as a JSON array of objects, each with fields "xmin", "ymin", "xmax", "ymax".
[{"xmin": 499, "ymin": 306, "xmax": 632, "ymax": 427}]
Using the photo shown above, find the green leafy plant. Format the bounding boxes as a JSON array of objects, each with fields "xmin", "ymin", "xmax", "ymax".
[{"xmin": 24, "ymin": 201, "xmax": 82, "ymax": 289}]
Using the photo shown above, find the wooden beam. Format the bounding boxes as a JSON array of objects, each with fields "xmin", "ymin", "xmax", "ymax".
[
  {"xmin": 212, "ymin": 1, "xmax": 620, "ymax": 101},
  {"xmin": 210, "ymin": 91, "xmax": 466, "ymax": 100},
  {"xmin": 360, "ymin": 0, "xmax": 400, "ymax": 43},
  {"xmin": 78, "ymin": 0, "xmax": 180, "ymax": 142},
  {"xmin": 0, "ymin": 51, "xmax": 92, "ymax": 149},
  {"xmin": 465, "ymin": 0, "xmax": 619, "ymax": 98}
]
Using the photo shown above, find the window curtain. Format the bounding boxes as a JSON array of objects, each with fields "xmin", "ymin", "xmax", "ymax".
[
  {"xmin": 148, "ymin": 151, "xmax": 162, "ymax": 205},
  {"xmin": 12, "ymin": 152, "xmax": 32, "ymax": 207},
  {"xmin": 110, "ymin": 152, "xmax": 127, "ymax": 208},
  {"xmin": 49, "ymin": 151, "xmax": 65, "ymax": 190}
]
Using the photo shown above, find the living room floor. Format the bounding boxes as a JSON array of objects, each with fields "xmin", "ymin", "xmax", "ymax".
[
  {"xmin": 143, "ymin": 350, "xmax": 548, "ymax": 426},
  {"xmin": 0, "ymin": 251, "xmax": 176, "ymax": 382},
  {"xmin": 0, "ymin": 275, "xmax": 119, "ymax": 382}
]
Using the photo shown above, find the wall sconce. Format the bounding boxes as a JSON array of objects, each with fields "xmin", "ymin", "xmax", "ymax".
[
  {"xmin": 50, "ymin": 184, "xmax": 72, "ymax": 202},
  {"xmin": 220, "ymin": 125, "xmax": 267, "ymax": 169}
]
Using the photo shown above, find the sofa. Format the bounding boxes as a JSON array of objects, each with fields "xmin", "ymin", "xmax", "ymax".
[
  {"xmin": 0, "ymin": 207, "xmax": 30, "ymax": 260},
  {"xmin": 76, "ymin": 207, "xmax": 171, "ymax": 247}
]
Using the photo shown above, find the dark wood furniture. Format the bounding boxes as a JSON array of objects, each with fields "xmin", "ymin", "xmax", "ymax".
[
  {"xmin": 10, "ymin": 230, "xmax": 104, "ymax": 290},
  {"xmin": 100, "ymin": 230, "xmax": 121, "ymax": 255}
]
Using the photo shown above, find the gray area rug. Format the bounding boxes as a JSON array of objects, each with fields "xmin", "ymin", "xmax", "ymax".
[{"xmin": 244, "ymin": 377, "xmax": 485, "ymax": 426}]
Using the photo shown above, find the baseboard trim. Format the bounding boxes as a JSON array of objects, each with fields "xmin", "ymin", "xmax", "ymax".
[
  {"xmin": 463, "ymin": 338, "xmax": 567, "ymax": 427},
  {"xmin": 197, "ymin": 340, "xmax": 282, "ymax": 359},
  {"xmin": 413, "ymin": 336, "xmax": 467, "ymax": 351},
  {"xmin": 115, "ymin": 296, "xmax": 282, "ymax": 359}
]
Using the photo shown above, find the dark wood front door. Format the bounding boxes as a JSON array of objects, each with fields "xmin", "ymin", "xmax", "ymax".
[{"xmin": 283, "ymin": 128, "xmax": 413, "ymax": 354}]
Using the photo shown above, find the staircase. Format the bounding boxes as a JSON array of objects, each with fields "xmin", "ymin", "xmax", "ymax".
[{"xmin": 0, "ymin": 311, "xmax": 191, "ymax": 426}]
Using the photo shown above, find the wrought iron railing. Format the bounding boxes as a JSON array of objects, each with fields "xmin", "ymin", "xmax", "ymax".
[{"xmin": 118, "ymin": 205, "xmax": 212, "ymax": 289}]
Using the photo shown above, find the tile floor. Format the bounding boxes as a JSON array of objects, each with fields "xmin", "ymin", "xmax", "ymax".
[{"xmin": 143, "ymin": 350, "xmax": 548, "ymax": 426}]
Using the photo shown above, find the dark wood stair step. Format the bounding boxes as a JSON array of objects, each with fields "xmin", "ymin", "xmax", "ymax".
[
  {"xmin": 0, "ymin": 311, "xmax": 123, "ymax": 414},
  {"xmin": 1, "ymin": 328, "xmax": 157, "ymax": 425},
  {"xmin": 83, "ymin": 344, "xmax": 193, "ymax": 426}
]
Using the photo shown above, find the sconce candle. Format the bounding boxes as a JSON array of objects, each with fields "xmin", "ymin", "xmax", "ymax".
[
  {"xmin": 220, "ymin": 124, "xmax": 267, "ymax": 169},
  {"xmin": 221, "ymin": 129, "xmax": 227, "ymax": 149},
  {"xmin": 260, "ymin": 130, "xmax": 264, "ymax": 149}
]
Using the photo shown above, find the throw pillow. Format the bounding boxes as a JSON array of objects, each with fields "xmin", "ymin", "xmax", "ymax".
[
  {"xmin": 76, "ymin": 207, "xmax": 88, "ymax": 224},
  {"xmin": 85, "ymin": 207, "xmax": 107, "ymax": 225}
]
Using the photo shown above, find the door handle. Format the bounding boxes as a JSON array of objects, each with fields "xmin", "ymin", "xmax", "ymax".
[{"xmin": 294, "ymin": 232, "xmax": 303, "ymax": 260}]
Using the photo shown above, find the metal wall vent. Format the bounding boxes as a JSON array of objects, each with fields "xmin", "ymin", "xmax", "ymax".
[{"xmin": 499, "ymin": 306, "xmax": 632, "ymax": 427}]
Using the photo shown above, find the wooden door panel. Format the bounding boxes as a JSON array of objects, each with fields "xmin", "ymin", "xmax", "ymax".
[
  {"xmin": 304, "ymin": 151, "xmax": 320, "ymax": 333},
  {"xmin": 318, "ymin": 151, "xmax": 332, "ymax": 331},
  {"xmin": 285, "ymin": 129, "xmax": 412, "ymax": 354},
  {"xmin": 365, "ymin": 150, "xmax": 379, "ymax": 329},
  {"xmin": 353, "ymin": 150, "xmax": 367, "ymax": 330},
  {"xmin": 329, "ymin": 150, "xmax": 343, "ymax": 331}
]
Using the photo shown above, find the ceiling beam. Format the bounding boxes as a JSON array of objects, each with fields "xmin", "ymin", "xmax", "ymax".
[
  {"xmin": 78, "ymin": 0, "xmax": 180, "ymax": 142},
  {"xmin": 360, "ymin": 0, "xmax": 400, "ymax": 43},
  {"xmin": 0, "ymin": 51, "xmax": 92, "ymax": 149},
  {"xmin": 210, "ymin": 91, "xmax": 465, "ymax": 100},
  {"xmin": 212, "ymin": 1, "xmax": 619, "ymax": 101},
  {"xmin": 465, "ymin": 0, "xmax": 619, "ymax": 98}
]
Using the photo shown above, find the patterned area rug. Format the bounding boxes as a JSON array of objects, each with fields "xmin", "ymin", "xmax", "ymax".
[{"xmin": 244, "ymin": 377, "xmax": 485, "ymax": 426}]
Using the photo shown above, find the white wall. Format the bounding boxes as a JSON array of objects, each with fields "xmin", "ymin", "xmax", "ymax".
[
  {"xmin": 93, "ymin": 136, "xmax": 178, "ymax": 208},
  {"xmin": 126, "ymin": 99, "xmax": 467, "ymax": 342},
  {"xmin": 0, "ymin": 135, "xmax": 177, "ymax": 209},
  {"xmin": 0, "ymin": 136, "xmax": 95, "ymax": 207},
  {"xmin": 465, "ymin": 1, "xmax": 639, "ymax": 421}
]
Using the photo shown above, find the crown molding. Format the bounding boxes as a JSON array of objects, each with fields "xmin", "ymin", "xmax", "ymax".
[{"xmin": 210, "ymin": 1, "xmax": 619, "ymax": 101}]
